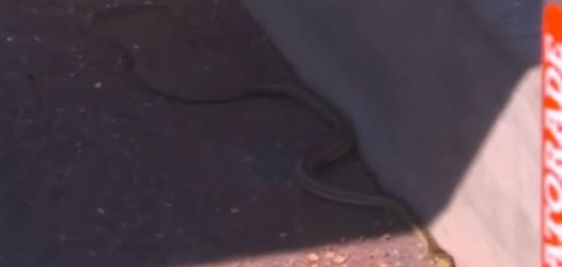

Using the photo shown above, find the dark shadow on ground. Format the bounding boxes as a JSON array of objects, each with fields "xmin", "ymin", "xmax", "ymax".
[{"xmin": 239, "ymin": 0, "xmax": 542, "ymax": 226}]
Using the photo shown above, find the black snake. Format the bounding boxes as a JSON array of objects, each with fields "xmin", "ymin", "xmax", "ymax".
[{"xmin": 89, "ymin": 5, "xmax": 455, "ymax": 267}]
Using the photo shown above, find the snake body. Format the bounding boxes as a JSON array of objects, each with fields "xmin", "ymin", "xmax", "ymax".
[{"xmin": 90, "ymin": 6, "xmax": 455, "ymax": 267}]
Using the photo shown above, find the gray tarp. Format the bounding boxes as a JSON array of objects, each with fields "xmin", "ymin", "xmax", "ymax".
[{"xmin": 241, "ymin": 1, "xmax": 542, "ymax": 266}]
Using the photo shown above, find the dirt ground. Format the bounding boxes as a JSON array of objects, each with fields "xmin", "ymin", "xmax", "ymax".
[{"xmin": 0, "ymin": 0, "xmax": 432, "ymax": 266}]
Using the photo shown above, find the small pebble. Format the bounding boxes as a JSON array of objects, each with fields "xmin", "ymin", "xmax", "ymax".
[
  {"xmin": 324, "ymin": 251, "xmax": 336, "ymax": 259},
  {"xmin": 132, "ymin": 44, "xmax": 141, "ymax": 50},
  {"xmin": 229, "ymin": 207, "xmax": 240, "ymax": 214},
  {"xmin": 97, "ymin": 207, "xmax": 105, "ymax": 215},
  {"xmin": 94, "ymin": 82, "xmax": 102, "ymax": 89},
  {"xmin": 6, "ymin": 36, "xmax": 14, "ymax": 42},
  {"xmin": 332, "ymin": 254, "xmax": 347, "ymax": 264},
  {"xmin": 279, "ymin": 232, "xmax": 288, "ymax": 239},
  {"xmin": 306, "ymin": 253, "xmax": 320, "ymax": 262}
]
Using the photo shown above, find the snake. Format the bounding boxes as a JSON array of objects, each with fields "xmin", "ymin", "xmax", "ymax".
[{"xmin": 88, "ymin": 5, "xmax": 455, "ymax": 267}]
